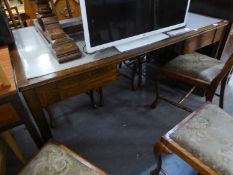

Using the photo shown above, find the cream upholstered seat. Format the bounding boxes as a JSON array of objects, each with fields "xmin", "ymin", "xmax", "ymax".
[
  {"xmin": 171, "ymin": 103, "xmax": 233, "ymax": 175},
  {"xmin": 164, "ymin": 52, "xmax": 224, "ymax": 83},
  {"xmin": 19, "ymin": 143, "xmax": 107, "ymax": 175},
  {"xmin": 151, "ymin": 52, "xmax": 233, "ymax": 110}
]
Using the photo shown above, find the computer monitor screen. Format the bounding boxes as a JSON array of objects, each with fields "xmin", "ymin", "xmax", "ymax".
[{"xmin": 80, "ymin": 0, "xmax": 190, "ymax": 52}]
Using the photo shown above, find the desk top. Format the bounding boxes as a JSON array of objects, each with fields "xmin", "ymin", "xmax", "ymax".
[
  {"xmin": 0, "ymin": 46, "xmax": 16, "ymax": 98},
  {"xmin": 10, "ymin": 13, "xmax": 228, "ymax": 90}
]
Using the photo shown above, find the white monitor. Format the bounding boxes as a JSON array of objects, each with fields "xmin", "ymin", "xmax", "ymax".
[{"xmin": 80, "ymin": 0, "xmax": 191, "ymax": 53}]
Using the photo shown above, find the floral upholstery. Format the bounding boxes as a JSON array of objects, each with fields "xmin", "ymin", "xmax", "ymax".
[
  {"xmin": 164, "ymin": 52, "xmax": 224, "ymax": 83},
  {"xmin": 19, "ymin": 144, "xmax": 101, "ymax": 175},
  {"xmin": 171, "ymin": 103, "xmax": 233, "ymax": 175}
]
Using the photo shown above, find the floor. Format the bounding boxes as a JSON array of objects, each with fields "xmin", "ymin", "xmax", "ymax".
[{"xmin": 6, "ymin": 64, "xmax": 233, "ymax": 175}]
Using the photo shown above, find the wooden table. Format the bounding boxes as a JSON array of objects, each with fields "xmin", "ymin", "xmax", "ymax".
[
  {"xmin": 0, "ymin": 46, "xmax": 43, "ymax": 147},
  {"xmin": 10, "ymin": 13, "xmax": 229, "ymax": 144}
]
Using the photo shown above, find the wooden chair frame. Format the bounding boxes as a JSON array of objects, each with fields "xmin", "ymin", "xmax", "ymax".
[
  {"xmin": 151, "ymin": 54, "xmax": 233, "ymax": 112},
  {"xmin": 150, "ymin": 103, "xmax": 219, "ymax": 175}
]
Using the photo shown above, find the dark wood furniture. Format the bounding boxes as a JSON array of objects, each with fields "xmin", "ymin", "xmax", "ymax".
[
  {"xmin": 0, "ymin": 46, "xmax": 43, "ymax": 148},
  {"xmin": 33, "ymin": 1, "xmax": 103, "ymax": 127},
  {"xmin": 149, "ymin": 0, "xmax": 233, "ymax": 114},
  {"xmin": 150, "ymin": 103, "xmax": 233, "ymax": 175},
  {"xmin": 19, "ymin": 141, "xmax": 108, "ymax": 175},
  {"xmin": 151, "ymin": 53, "xmax": 233, "ymax": 112},
  {"xmin": 10, "ymin": 14, "xmax": 229, "ymax": 144},
  {"xmin": 35, "ymin": 2, "xmax": 82, "ymax": 63}
]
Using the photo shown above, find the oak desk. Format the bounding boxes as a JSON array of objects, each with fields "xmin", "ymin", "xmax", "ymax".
[{"xmin": 10, "ymin": 13, "xmax": 229, "ymax": 144}]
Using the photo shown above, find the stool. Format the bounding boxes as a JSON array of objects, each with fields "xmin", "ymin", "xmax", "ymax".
[
  {"xmin": 151, "ymin": 103, "xmax": 233, "ymax": 175},
  {"xmin": 19, "ymin": 141, "xmax": 108, "ymax": 175}
]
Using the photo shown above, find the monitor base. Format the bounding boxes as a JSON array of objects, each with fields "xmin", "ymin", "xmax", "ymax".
[{"xmin": 115, "ymin": 33, "xmax": 169, "ymax": 52}]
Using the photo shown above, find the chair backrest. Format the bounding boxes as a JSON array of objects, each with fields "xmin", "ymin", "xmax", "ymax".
[{"xmin": 210, "ymin": 54, "xmax": 233, "ymax": 88}]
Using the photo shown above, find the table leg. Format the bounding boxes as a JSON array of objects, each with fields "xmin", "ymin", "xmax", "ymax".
[{"xmin": 23, "ymin": 89, "xmax": 52, "ymax": 145}]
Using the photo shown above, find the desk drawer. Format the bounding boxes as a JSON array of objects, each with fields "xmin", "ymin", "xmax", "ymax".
[
  {"xmin": 36, "ymin": 83, "xmax": 60, "ymax": 107},
  {"xmin": 180, "ymin": 26, "xmax": 226, "ymax": 54},
  {"xmin": 0, "ymin": 103, "xmax": 20, "ymax": 127},
  {"xmin": 58, "ymin": 64, "xmax": 117, "ymax": 99},
  {"xmin": 58, "ymin": 65, "xmax": 117, "ymax": 99},
  {"xmin": 36, "ymin": 65, "xmax": 117, "ymax": 107}
]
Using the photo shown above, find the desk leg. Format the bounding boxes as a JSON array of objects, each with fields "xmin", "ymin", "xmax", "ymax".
[{"xmin": 23, "ymin": 89, "xmax": 52, "ymax": 144}]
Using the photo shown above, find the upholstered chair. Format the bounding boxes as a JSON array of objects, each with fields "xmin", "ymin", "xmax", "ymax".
[
  {"xmin": 19, "ymin": 141, "xmax": 108, "ymax": 175},
  {"xmin": 151, "ymin": 103, "xmax": 233, "ymax": 175},
  {"xmin": 151, "ymin": 52, "xmax": 233, "ymax": 112}
]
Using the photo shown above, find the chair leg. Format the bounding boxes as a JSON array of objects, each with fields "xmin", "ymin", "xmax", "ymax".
[
  {"xmin": 206, "ymin": 72, "xmax": 230, "ymax": 104},
  {"xmin": 206, "ymin": 85, "xmax": 218, "ymax": 103},
  {"xmin": 45, "ymin": 106, "xmax": 56, "ymax": 128},
  {"xmin": 150, "ymin": 142, "xmax": 170, "ymax": 175},
  {"xmin": 1, "ymin": 131, "xmax": 26, "ymax": 164},
  {"xmin": 137, "ymin": 57, "xmax": 143, "ymax": 88},
  {"xmin": 151, "ymin": 75, "xmax": 161, "ymax": 108},
  {"xmin": 118, "ymin": 63, "xmax": 122, "ymax": 69},
  {"xmin": 219, "ymin": 73, "xmax": 229, "ymax": 109},
  {"xmin": 150, "ymin": 154, "xmax": 162, "ymax": 175},
  {"xmin": 131, "ymin": 61, "xmax": 137, "ymax": 91},
  {"xmin": 98, "ymin": 87, "xmax": 104, "ymax": 107},
  {"xmin": 89, "ymin": 90, "xmax": 97, "ymax": 108}
]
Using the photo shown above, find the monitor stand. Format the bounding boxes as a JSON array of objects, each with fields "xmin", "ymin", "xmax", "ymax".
[{"xmin": 115, "ymin": 33, "xmax": 169, "ymax": 52}]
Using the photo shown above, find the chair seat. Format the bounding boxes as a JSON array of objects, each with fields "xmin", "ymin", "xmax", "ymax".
[
  {"xmin": 164, "ymin": 52, "xmax": 224, "ymax": 83},
  {"xmin": 19, "ymin": 143, "xmax": 104, "ymax": 175},
  {"xmin": 171, "ymin": 103, "xmax": 233, "ymax": 175}
]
